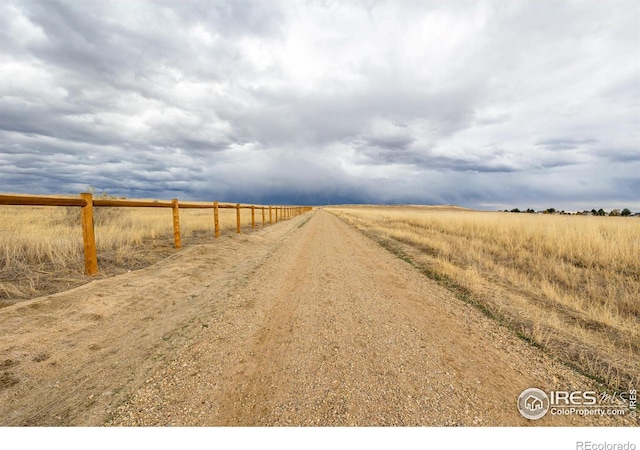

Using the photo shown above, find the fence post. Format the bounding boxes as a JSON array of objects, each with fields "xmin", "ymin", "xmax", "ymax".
[
  {"xmin": 275, "ymin": 207, "xmax": 278, "ymax": 223},
  {"xmin": 262, "ymin": 207, "xmax": 265, "ymax": 226},
  {"xmin": 251, "ymin": 205, "xmax": 255, "ymax": 229},
  {"xmin": 80, "ymin": 192, "xmax": 98, "ymax": 276},
  {"xmin": 236, "ymin": 203, "xmax": 241, "ymax": 233},
  {"xmin": 213, "ymin": 201, "xmax": 220, "ymax": 238},
  {"xmin": 269, "ymin": 206, "xmax": 272, "ymax": 224},
  {"xmin": 172, "ymin": 198, "xmax": 181, "ymax": 248}
]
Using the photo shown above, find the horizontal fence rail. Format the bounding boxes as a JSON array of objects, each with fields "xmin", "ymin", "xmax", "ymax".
[{"xmin": 0, "ymin": 193, "xmax": 312, "ymax": 276}]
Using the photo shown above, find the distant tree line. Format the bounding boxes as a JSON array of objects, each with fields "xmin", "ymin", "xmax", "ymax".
[{"xmin": 505, "ymin": 207, "xmax": 636, "ymax": 216}]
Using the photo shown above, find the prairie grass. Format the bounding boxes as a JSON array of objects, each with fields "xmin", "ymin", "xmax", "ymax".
[
  {"xmin": 328, "ymin": 206, "xmax": 640, "ymax": 390},
  {"xmin": 0, "ymin": 204, "xmax": 271, "ymax": 304}
]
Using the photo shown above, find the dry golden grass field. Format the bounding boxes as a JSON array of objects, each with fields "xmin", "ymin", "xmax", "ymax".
[
  {"xmin": 327, "ymin": 206, "xmax": 640, "ymax": 391},
  {"xmin": 0, "ymin": 204, "xmax": 259, "ymax": 305}
]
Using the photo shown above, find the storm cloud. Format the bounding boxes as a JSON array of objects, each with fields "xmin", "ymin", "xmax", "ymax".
[{"xmin": 1, "ymin": 0, "xmax": 638, "ymax": 210}]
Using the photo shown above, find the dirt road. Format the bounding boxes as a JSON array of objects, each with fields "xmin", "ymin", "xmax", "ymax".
[{"xmin": 0, "ymin": 210, "xmax": 630, "ymax": 426}]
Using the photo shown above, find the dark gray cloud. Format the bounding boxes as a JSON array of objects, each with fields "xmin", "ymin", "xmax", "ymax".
[
  {"xmin": 535, "ymin": 137, "xmax": 599, "ymax": 151},
  {"xmin": 598, "ymin": 148, "xmax": 640, "ymax": 163},
  {"xmin": 0, "ymin": 0, "xmax": 638, "ymax": 211}
]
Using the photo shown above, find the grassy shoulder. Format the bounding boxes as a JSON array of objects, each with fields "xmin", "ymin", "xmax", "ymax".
[
  {"xmin": 327, "ymin": 206, "xmax": 640, "ymax": 391},
  {"xmin": 0, "ymin": 205, "xmax": 253, "ymax": 306}
]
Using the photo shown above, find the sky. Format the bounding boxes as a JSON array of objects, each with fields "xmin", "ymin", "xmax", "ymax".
[{"xmin": 0, "ymin": 0, "xmax": 638, "ymax": 210}]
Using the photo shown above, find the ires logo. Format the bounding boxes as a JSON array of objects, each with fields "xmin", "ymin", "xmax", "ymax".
[
  {"xmin": 549, "ymin": 391, "xmax": 598, "ymax": 405},
  {"xmin": 518, "ymin": 388, "xmax": 634, "ymax": 420}
]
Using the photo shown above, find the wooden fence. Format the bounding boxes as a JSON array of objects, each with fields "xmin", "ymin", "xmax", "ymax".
[{"xmin": 0, "ymin": 193, "xmax": 312, "ymax": 276}]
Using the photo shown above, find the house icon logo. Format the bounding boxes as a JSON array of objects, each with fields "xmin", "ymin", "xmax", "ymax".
[
  {"xmin": 525, "ymin": 395, "xmax": 543, "ymax": 411},
  {"xmin": 518, "ymin": 388, "xmax": 550, "ymax": 420}
]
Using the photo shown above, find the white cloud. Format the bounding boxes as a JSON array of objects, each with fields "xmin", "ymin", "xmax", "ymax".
[{"xmin": 0, "ymin": 0, "xmax": 638, "ymax": 210}]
